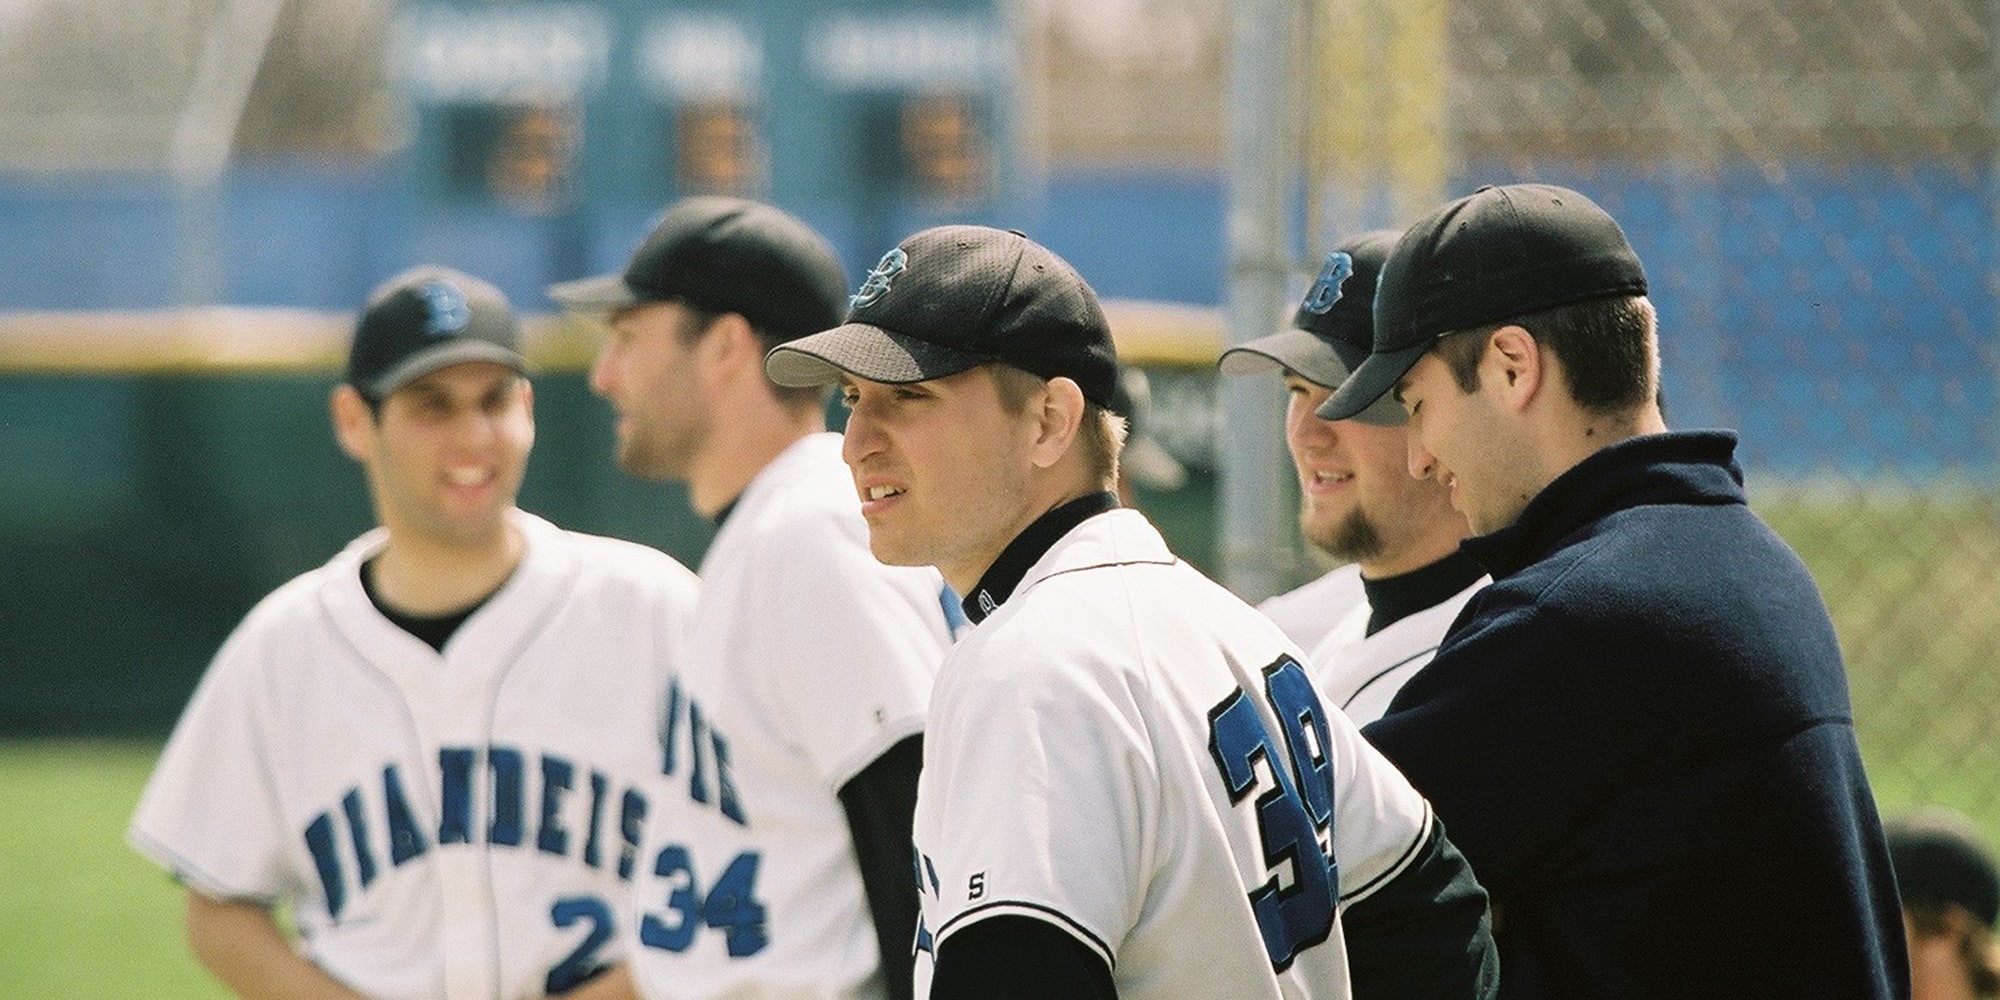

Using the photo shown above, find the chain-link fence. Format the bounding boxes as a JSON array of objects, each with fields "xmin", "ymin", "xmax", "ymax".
[
  {"xmin": 1290, "ymin": 0, "xmax": 2000, "ymax": 838},
  {"xmin": 2, "ymin": 0, "xmax": 1995, "ymax": 840}
]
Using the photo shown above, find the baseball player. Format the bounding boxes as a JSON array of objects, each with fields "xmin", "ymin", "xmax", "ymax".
[
  {"xmin": 1219, "ymin": 232, "xmax": 1483, "ymax": 725},
  {"xmin": 129, "ymin": 266, "xmax": 700, "ymax": 1000},
  {"xmin": 550, "ymin": 197, "xmax": 958, "ymax": 1000},
  {"xmin": 766, "ymin": 225, "xmax": 1496, "ymax": 1000}
]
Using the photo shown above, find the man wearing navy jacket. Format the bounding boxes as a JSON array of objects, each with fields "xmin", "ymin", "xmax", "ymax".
[{"xmin": 1317, "ymin": 182, "xmax": 1909, "ymax": 998}]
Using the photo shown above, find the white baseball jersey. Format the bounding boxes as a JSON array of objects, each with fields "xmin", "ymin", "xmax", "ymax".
[
  {"xmin": 630, "ymin": 433, "xmax": 955, "ymax": 1000},
  {"xmin": 1256, "ymin": 564, "xmax": 1365, "ymax": 653},
  {"xmin": 1306, "ymin": 577, "xmax": 1487, "ymax": 726},
  {"xmin": 129, "ymin": 511, "xmax": 699, "ymax": 1000},
  {"xmin": 912, "ymin": 509, "xmax": 1434, "ymax": 1000}
]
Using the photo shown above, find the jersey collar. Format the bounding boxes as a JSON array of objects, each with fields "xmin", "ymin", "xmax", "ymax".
[{"xmin": 963, "ymin": 491, "xmax": 1121, "ymax": 624}]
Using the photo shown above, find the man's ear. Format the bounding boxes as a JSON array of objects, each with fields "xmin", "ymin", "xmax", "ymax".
[
  {"xmin": 1485, "ymin": 325, "xmax": 1543, "ymax": 410},
  {"xmin": 700, "ymin": 312, "xmax": 758, "ymax": 385},
  {"xmin": 330, "ymin": 384, "xmax": 376, "ymax": 462},
  {"xmin": 1029, "ymin": 377, "xmax": 1087, "ymax": 470}
]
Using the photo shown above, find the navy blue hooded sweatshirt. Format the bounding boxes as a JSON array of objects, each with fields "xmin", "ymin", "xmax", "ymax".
[{"xmin": 1363, "ymin": 431, "xmax": 1908, "ymax": 999}]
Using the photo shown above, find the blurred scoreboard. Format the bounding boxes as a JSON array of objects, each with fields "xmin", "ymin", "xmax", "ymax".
[{"xmin": 392, "ymin": 0, "xmax": 1010, "ymax": 215}]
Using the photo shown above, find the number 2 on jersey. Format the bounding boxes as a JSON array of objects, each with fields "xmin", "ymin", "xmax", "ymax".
[{"xmin": 1207, "ymin": 656, "xmax": 1339, "ymax": 972}]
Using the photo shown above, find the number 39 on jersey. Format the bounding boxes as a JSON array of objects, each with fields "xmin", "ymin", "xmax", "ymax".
[{"xmin": 1206, "ymin": 655, "xmax": 1340, "ymax": 972}]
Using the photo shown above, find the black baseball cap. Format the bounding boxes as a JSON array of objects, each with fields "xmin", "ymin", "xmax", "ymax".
[
  {"xmin": 548, "ymin": 195, "xmax": 849, "ymax": 341},
  {"xmin": 764, "ymin": 225, "xmax": 1120, "ymax": 408},
  {"xmin": 1317, "ymin": 183, "xmax": 1649, "ymax": 421},
  {"xmin": 1886, "ymin": 809, "xmax": 2000, "ymax": 928},
  {"xmin": 347, "ymin": 265, "xmax": 524, "ymax": 400},
  {"xmin": 1217, "ymin": 229, "xmax": 1403, "ymax": 425}
]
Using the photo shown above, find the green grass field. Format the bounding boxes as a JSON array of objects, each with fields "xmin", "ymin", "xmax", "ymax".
[
  {"xmin": 3, "ymin": 493, "xmax": 1994, "ymax": 997},
  {"xmin": 0, "ymin": 741, "xmax": 229, "ymax": 999}
]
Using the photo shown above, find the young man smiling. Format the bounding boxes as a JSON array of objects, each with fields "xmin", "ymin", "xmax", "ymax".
[
  {"xmin": 131, "ymin": 267, "xmax": 699, "ymax": 1000},
  {"xmin": 767, "ymin": 225, "xmax": 1496, "ymax": 1000},
  {"xmin": 1219, "ymin": 230, "xmax": 1482, "ymax": 725}
]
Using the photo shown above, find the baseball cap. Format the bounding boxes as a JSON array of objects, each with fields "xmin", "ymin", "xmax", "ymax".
[
  {"xmin": 1886, "ymin": 809, "xmax": 2000, "ymax": 928},
  {"xmin": 548, "ymin": 195, "xmax": 849, "ymax": 341},
  {"xmin": 347, "ymin": 265, "xmax": 524, "ymax": 401},
  {"xmin": 1317, "ymin": 183, "xmax": 1649, "ymax": 422},
  {"xmin": 1217, "ymin": 229, "xmax": 1404, "ymax": 425},
  {"xmin": 764, "ymin": 225, "xmax": 1120, "ymax": 408}
]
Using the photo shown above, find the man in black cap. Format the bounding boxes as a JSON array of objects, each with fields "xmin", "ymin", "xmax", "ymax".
[
  {"xmin": 768, "ymin": 224, "xmax": 1496, "ymax": 1000},
  {"xmin": 1318, "ymin": 182, "xmax": 1908, "ymax": 997},
  {"xmin": 1218, "ymin": 231, "xmax": 1482, "ymax": 725},
  {"xmin": 131, "ymin": 266, "xmax": 701, "ymax": 1000},
  {"xmin": 1888, "ymin": 809, "xmax": 2000, "ymax": 1000},
  {"xmin": 551, "ymin": 197, "xmax": 960, "ymax": 1000}
]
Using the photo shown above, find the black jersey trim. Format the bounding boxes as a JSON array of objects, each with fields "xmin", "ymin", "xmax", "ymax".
[
  {"xmin": 934, "ymin": 899, "xmax": 1116, "ymax": 969},
  {"xmin": 1360, "ymin": 551, "xmax": 1485, "ymax": 637},
  {"xmin": 1338, "ymin": 803, "xmax": 1436, "ymax": 904},
  {"xmin": 963, "ymin": 492, "xmax": 1120, "ymax": 623},
  {"xmin": 1339, "ymin": 646, "xmax": 1441, "ymax": 712}
]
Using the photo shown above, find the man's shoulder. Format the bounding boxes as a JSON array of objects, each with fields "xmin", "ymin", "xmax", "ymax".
[{"xmin": 542, "ymin": 521, "xmax": 700, "ymax": 594}]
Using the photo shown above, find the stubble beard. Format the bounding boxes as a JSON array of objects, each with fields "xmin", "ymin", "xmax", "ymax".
[{"xmin": 1304, "ymin": 505, "xmax": 1384, "ymax": 565}]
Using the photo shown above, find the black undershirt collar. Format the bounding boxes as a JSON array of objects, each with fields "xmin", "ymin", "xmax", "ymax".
[
  {"xmin": 963, "ymin": 491, "xmax": 1121, "ymax": 624},
  {"xmin": 1361, "ymin": 550, "xmax": 1485, "ymax": 637},
  {"xmin": 361, "ymin": 557, "xmax": 501, "ymax": 654},
  {"xmin": 710, "ymin": 496, "xmax": 741, "ymax": 529}
]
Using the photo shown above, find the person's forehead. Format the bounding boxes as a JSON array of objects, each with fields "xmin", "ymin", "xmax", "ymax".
[
  {"xmin": 610, "ymin": 298, "xmax": 693, "ymax": 332},
  {"xmin": 395, "ymin": 361, "xmax": 522, "ymax": 396}
]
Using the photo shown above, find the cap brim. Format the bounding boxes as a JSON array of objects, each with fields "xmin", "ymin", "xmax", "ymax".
[
  {"xmin": 1218, "ymin": 329, "xmax": 1351, "ymax": 387},
  {"xmin": 766, "ymin": 322, "xmax": 992, "ymax": 388},
  {"xmin": 1315, "ymin": 341, "xmax": 1429, "ymax": 423},
  {"xmin": 363, "ymin": 341, "xmax": 527, "ymax": 398},
  {"xmin": 547, "ymin": 273, "xmax": 639, "ymax": 314}
]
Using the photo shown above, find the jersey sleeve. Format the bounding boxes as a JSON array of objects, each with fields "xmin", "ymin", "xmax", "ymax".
[
  {"xmin": 920, "ymin": 640, "xmax": 1155, "ymax": 969},
  {"xmin": 128, "ymin": 614, "xmax": 296, "ymax": 904},
  {"xmin": 763, "ymin": 516, "xmax": 946, "ymax": 789},
  {"xmin": 1322, "ymin": 701, "xmax": 1437, "ymax": 906}
]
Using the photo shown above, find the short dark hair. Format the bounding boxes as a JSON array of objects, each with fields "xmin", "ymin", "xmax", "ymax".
[
  {"xmin": 667, "ymin": 300, "xmax": 830, "ymax": 411},
  {"xmin": 1434, "ymin": 295, "xmax": 1656, "ymax": 414}
]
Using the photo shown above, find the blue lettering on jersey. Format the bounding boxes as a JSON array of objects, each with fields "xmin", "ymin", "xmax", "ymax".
[
  {"xmin": 382, "ymin": 764, "xmax": 429, "ymax": 865},
  {"xmin": 1207, "ymin": 655, "xmax": 1339, "ymax": 972},
  {"xmin": 305, "ymin": 813, "xmax": 345, "ymax": 918},
  {"xmin": 618, "ymin": 789, "xmax": 648, "ymax": 881},
  {"xmin": 490, "ymin": 746, "xmax": 525, "ymax": 846},
  {"xmin": 341, "ymin": 790, "xmax": 378, "ymax": 889},
  {"xmin": 661, "ymin": 684, "xmax": 750, "ymax": 827},
  {"xmin": 539, "ymin": 757, "xmax": 575, "ymax": 857},
  {"xmin": 583, "ymin": 770, "xmax": 609, "ymax": 869},
  {"xmin": 438, "ymin": 747, "xmax": 476, "ymax": 844},
  {"xmin": 298, "ymin": 747, "xmax": 656, "ymax": 920},
  {"xmin": 661, "ymin": 678, "xmax": 683, "ymax": 776},
  {"xmin": 912, "ymin": 849, "xmax": 941, "ymax": 957}
]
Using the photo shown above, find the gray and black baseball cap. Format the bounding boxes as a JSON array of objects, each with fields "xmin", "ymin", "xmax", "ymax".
[
  {"xmin": 1217, "ymin": 229, "xmax": 1403, "ymax": 425},
  {"xmin": 765, "ymin": 225, "xmax": 1120, "ymax": 408},
  {"xmin": 347, "ymin": 265, "xmax": 524, "ymax": 401},
  {"xmin": 1317, "ymin": 183, "xmax": 1649, "ymax": 422},
  {"xmin": 548, "ymin": 195, "xmax": 849, "ymax": 343}
]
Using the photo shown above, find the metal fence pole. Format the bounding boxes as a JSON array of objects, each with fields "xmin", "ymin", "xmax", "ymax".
[{"xmin": 1219, "ymin": 0, "xmax": 1301, "ymax": 601}]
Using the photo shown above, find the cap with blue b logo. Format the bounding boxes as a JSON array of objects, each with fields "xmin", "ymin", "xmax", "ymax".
[{"xmin": 347, "ymin": 265, "xmax": 525, "ymax": 401}]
